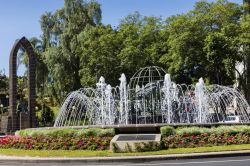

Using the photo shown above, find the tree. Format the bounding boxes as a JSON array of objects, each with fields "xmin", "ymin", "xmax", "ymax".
[
  {"xmin": 39, "ymin": 105, "xmax": 55, "ymax": 127},
  {"xmin": 161, "ymin": 0, "xmax": 242, "ymax": 84},
  {"xmin": 117, "ymin": 12, "xmax": 167, "ymax": 79},
  {"xmin": 78, "ymin": 24, "xmax": 122, "ymax": 86},
  {"xmin": 32, "ymin": 0, "xmax": 250, "ymax": 107},
  {"xmin": 238, "ymin": 14, "xmax": 250, "ymax": 101},
  {"xmin": 40, "ymin": 0, "xmax": 102, "ymax": 103},
  {"xmin": 243, "ymin": 0, "xmax": 250, "ymax": 102},
  {"xmin": 204, "ymin": 28, "xmax": 240, "ymax": 85},
  {"xmin": 0, "ymin": 70, "xmax": 8, "ymax": 94}
]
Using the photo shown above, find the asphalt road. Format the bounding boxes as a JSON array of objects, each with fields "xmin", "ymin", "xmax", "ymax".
[{"xmin": 0, "ymin": 156, "xmax": 250, "ymax": 166}]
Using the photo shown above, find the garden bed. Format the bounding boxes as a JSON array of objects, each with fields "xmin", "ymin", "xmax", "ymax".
[
  {"xmin": 0, "ymin": 128, "xmax": 115, "ymax": 150},
  {"xmin": 161, "ymin": 125, "xmax": 250, "ymax": 149},
  {"xmin": 1, "ymin": 125, "xmax": 250, "ymax": 151}
]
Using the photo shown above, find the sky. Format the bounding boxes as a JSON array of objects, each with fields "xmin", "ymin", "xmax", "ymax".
[{"xmin": 0, "ymin": 0, "xmax": 243, "ymax": 76}]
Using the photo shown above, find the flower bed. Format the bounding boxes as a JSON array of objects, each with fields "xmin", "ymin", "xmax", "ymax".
[
  {"xmin": 1, "ymin": 126, "xmax": 250, "ymax": 151},
  {"xmin": 161, "ymin": 125, "xmax": 250, "ymax": 149},
  {"xmin": 0, "ymin": 128, "xmax": 114, "ymax": 150},
  {"xmin": 0, "ymin": 135, "xmax": 112, "ymax": 150}
]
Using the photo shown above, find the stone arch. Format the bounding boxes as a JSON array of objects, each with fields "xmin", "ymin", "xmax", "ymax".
[{"xmin": 8, "ymin": 37, "xmax": 36, "ymax": 131}]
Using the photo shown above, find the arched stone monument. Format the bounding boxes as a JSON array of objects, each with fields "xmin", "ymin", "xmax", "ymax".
[{"xmin": 2, "ymin": 37, "xmax": 37, "ymax": 132}]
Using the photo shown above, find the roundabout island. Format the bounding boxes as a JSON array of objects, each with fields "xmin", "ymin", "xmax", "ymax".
[{"xmin": 1, "ymin": 0, "xmax": 250, "ymax": 165}]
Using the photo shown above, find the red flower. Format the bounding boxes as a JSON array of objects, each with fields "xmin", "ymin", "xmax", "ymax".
[
  {"xmin": 77, "ymin": 140, "xmax": 84, "ymax": 146},
  {"xmin": 179, "ymin": 141, "xmax": 184, "ymax": 144}
]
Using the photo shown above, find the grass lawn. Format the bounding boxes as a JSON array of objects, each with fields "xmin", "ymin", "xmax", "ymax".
[{"xmin": 0, "ymin": 144, "xmax": 250, "ymax": 157}]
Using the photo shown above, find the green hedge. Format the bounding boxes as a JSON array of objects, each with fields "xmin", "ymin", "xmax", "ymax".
[
  {"xmin": 160, "ymin": 126, "xmax": 176, "ymax": 136},
  {"xmin": 16, "ymin": 128, "xmax": 115, "ymax": 137},
  {"xmin": 160, "ymin": 125, "xmax": 250, "ymax": 149},
  {"xmin": 160, "ymin": 125, "xmax": 250, "ymax": 136}
]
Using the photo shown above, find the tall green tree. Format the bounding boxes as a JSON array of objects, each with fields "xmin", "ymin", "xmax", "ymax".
[
  {"xmin": 161, "ymin": 0, "xmax": 242, "ymax": 84},
  {"xmin": 40, "ymin": 0, "xmax": 102, "ymax": 103},
  {"xmin": 117, "ymin": 12, "xmax": 167, "ymax": 79},
  {"xmin": 78, "ymin": 24, "xmax": 121, "ymax": 86},
  {"xmin": 33, "ymin": 0, "xmax": 250, "ymax": 106},
  {"xmin": 238, "ymin": 0, "xmax": 250, "ymax": 101}
]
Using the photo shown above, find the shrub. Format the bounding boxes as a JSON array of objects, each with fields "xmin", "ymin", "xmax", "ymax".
[
  {"xmin": 176, "ymin": 127, "xmax": 211, "ymax": 136},
  {"xmin": 97, "ymin": 128, "xmax": 115, "ymax": 137},
  {"xmin": 39, "ymin": 105, "xmax": 55, "ymax": 127},
  {"xmin": 0, "ymin": 135, "xmax": 112, "ymax": 150},
  {"xmin": 161, "ymin": 125, "xmax": 250, "ymax": 149},
  {"xmin": 160, "ymin": 126, "xmax": 176, "ymax": 136},
  {"xmin": 134, "ymin": 142, "xmax": 162, "ymax": 152},
  {"xmin": 77, "ymin": 128, "xmax": 115, "ymax": 137},
  {"xmin": 8, "ymin": 128, "xmax": 117, "ymax": 151},
  {"xmin": 211, "ymin": 125, "xmax": 249, "ymax": 135},
  {"xmin": 16, "ymin": 128, "xmax": 115, "ymax": 138}
]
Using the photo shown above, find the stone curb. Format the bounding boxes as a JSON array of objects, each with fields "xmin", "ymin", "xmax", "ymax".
[{"xmin": 0, "ymin": 150, "xmax": 250, "ymax": 163}]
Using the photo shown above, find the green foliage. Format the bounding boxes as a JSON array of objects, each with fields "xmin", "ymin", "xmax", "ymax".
[
  {"xmin": 176, "ymin": 127, "xmax": 211, "ymax": 136},
  {"xmin": 39, "ymin": 105, "xmax": 55, "ymax": 127},
  {"xmin": 211, "ymin": 125, "xmax": 250, "ymax": 135},
  {"xmin": 134, "ymin": 142, "xmax": 162, "ymax": 152},
  {"xmin": 174, "ymin": 125, "xmax": 250, "ymax": 136},
  {"xmin": 160, "ymin": 126, "xmax": 176, "ymax": 136},
  {"xmin": 24, "ymin": 0, "xmax": 250, "ymax": 109},
  {"xmin": 37, "ymin": 0, "xmax": 103, "ymax": 104},
  {"xmin": 16, "ymin": 128, "xmax": 115, "ymax": 137},
  {"xmin": 4, "ymin": 128, "xmax": 115, "ymax": 151},
  {"xmin": 0, "ymin": 72, "xmax": 8, "ymax": 94},
  {"xmin": 0, "ymin": 135, "xmax": 112, "ymax": 150},
  {"xmin": 161, "ymin": 125, "xmax": 250, "ymax": 149},
  {"xmin": 162, "ymin": 0, "xmax": 242, "ymax": 85},
  {"xmin": 77, "ymin": 128, "xmax": 115, "ymax": 137},
  {"xmin": 238, "ymin": 14, "xmax": 250, "ymax": 101},
  {"xmin": 78, "ymin": 24, "xmax": 122, "ymax": 86}
]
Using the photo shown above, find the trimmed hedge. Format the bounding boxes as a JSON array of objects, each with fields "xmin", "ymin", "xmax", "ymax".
[
  {"xmin": 16, "ymin": 128, "xmax": 115, "ymax": 137},
  {"xmin": 160, "ymin": 126, "xmax": 175, "ymax": 136},
  {"xmin": 161, "ymin": 125, "xmax": 250, "ymax": 149}
]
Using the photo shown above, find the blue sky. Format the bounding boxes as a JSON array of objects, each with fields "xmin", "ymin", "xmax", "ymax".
[{"xmin": 0, "ymin": 0, "xmax": 242, "ymax": 76}]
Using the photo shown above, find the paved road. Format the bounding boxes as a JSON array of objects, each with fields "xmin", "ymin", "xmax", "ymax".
[{"xmin": 0, "ymin": 156, "xmax": 250, "ymax": 166}]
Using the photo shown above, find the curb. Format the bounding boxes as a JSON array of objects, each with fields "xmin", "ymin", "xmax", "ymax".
[{"xmin": 0, "ymin": 150, "xmax": 250, "ymax": 163}]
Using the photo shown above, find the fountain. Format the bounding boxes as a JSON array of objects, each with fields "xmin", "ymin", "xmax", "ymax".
[{"xmin": 54, "ymin": 66, "xmax": 250, "ymax": 127}]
